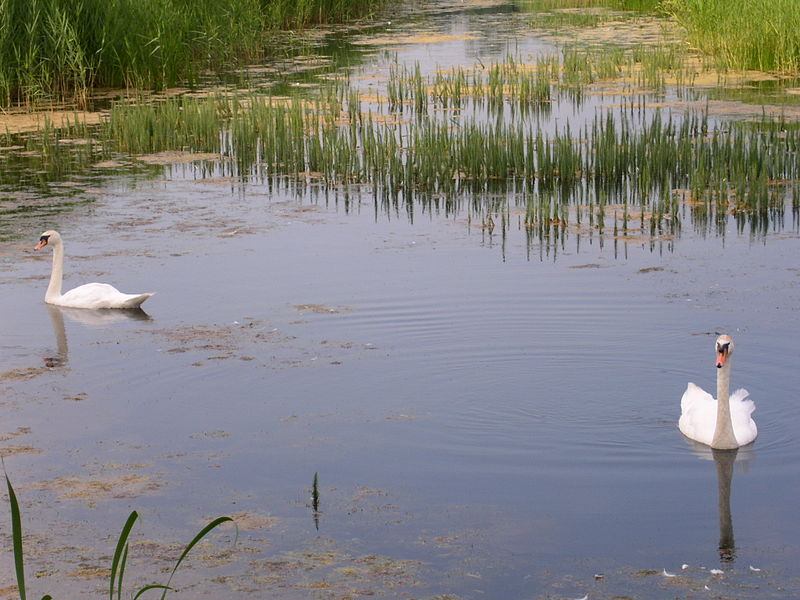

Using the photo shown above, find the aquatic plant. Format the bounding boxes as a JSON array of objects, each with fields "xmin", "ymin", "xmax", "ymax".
[
  {"xmin": 663, "ymin": 0, "xmax": 800, "ymax": 72},
  {"xmin": 311, "ymin": 472, "xmax": 321, "ymax": 530},
  {"xmin": 0, "ymin": 0, "xmax": 385, "ymax": 107},
  {"xmin": 518, "ymin": 0, "xmax": 662, "ymax": 11},
  {"xmin": 4, "ymin": 472, "xmax": 234, "ymax": 599},
  {"xmin": 261, "ymin": 0, "xmax": 385, "ymax": 29},
  {"xmin": 101, "ymin": 61, "xmax": 800, "ymax": 245}
]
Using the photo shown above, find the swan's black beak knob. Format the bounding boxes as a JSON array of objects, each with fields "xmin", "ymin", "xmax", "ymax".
[{"xmin": 716, "ymin": 344, "xmax": 729, "ymax": 368}]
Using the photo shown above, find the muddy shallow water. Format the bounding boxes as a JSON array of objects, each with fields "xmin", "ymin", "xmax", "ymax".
[{"xmin": 2, "ymin": 2, "xmax": 800, "ymax": 599}]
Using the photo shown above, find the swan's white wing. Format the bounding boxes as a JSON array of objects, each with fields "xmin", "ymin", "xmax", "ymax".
[
  {"xmin": 57, "ymin": 283, "xmax": 154, "ymax": 309},
  {"xmin": 730, "ymin": 387, "xmax": 757, "ymax": 446},
  {"xmin": 678, "ymin": 382, "xmax": 717, "ymax": 446}
]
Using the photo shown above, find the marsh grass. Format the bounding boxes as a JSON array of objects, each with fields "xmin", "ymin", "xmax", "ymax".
[
  {"xmin": 664, "ymin": 0, "xmax": 800, "ymax": 73},
  {"xmin": 0, "ymin": 0, "xmax": 385, "ymax": 107},
  {"xmin": 0, "ymin": 0, "xmax": 265, "ymax": 107},
  {"xmin": 102, "ymin": 65, "xmax": 798, "ymax": 245},
  {"xmin": 262, "ymin": 0, "xmax": 384, "ymax": 29},
  {"xmin": 529, "ymin": 10, "xmax": 605, "ymax": 29},
  {"xmin": 519, "ymin": 0, "xmax": 660, "ymax": 9},
  {"xmin": 4, "ymin": 472, "xmax": 234, "ymax": 599},
  {"xmin": 10, "ymin": 47, "xmax": 795, "ymax": 247}
]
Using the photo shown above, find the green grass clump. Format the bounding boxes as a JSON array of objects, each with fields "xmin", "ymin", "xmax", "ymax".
[{"xmin": 663, "ymin": 0, "xmax": 800, "ymax": 72}]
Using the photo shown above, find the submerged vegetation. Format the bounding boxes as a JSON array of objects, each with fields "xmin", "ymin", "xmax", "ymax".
[{"xmin": 0, "ymin": 0, "xmax": 384, "ymax": 107}]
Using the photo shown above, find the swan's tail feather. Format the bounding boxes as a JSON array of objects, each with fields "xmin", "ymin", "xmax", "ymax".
[{"xmin": 120, "ymin": 292, "xmax": 155, "ymax": 308}]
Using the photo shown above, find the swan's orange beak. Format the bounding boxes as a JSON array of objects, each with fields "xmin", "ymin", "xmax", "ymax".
[
  {"xmin": 34, "ymin": 239, "xmax": 48, "ymax": 250},
  {"xmin": 716, "ymin": 346, "xmax": 728, "ymax": 369}
]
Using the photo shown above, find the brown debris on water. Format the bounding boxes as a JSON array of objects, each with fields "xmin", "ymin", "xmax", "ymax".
[
  {"xmin": 137, "ymin": 151, "xmax": 224, "ymax": 165},
  {"xmin": 0, "ymin": 109, "xmax": 105, "ymax": 135},
  {"xmin": 30, "ymin": 472, "xmax": 165, "ymax": 504},
  {"xmin": 293, "ymin": 304, "xmax": 353, "ymax": 314}
]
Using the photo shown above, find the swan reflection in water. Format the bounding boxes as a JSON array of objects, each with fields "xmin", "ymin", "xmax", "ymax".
[
  {"xmin": 685, "ymin": 442, "xmax": 754, "ymax": 562},
  {"xmin": 712, "ymin": 448, "xmax": 738, "ymax": 560},
  {"xmin": 44, "ymin": 304, "xmax": 151, "ymax": 368}
]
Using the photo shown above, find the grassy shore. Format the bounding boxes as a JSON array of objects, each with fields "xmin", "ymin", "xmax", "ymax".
[
  {"xmin": 663, "ymin": 0, "xmax": 800, "ymax": 72},
  {"xmin": 524, "ymin": 0, "xmax": 800, "ymax": 74},
  {"xmin": 0, "ymin": 0, "xmax": 384, "ymax": 107}
]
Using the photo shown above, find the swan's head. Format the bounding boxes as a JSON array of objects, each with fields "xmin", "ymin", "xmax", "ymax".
[
  {"xmin": 34, "ymin": 230, "xmax": 61, "ymax": 250},
  {"xmin": 715, "ymin": 334, "xmax": 734, "ymax": 369}
]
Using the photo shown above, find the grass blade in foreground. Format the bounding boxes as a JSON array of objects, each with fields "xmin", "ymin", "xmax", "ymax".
[
  {"xmin": 133, "ymin": 584, "xmax": 171, "ymax": 599},
  {"xmin": 6, "ymin": 473, "xmax": 27, "ymax": 600},
  {"xmin": 110, "ymin": 510, "xmax": 139, "ymax": 600},
  {"xmin": 160, "ymin": 516, "xmax": 235, "ymax": 599}
]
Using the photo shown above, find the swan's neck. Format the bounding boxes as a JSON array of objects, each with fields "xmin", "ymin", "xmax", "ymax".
[
  {"xmin": 45, "ymin": 240, "xmax": 64, "ymax": 302},
  {"xmin": 712, "ymin": 361, "xmax": 738, "ymax": 449}
]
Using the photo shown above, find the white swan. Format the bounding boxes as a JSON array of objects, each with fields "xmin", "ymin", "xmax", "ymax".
[
  {"xmin": 35, "ymin": 230, "xmax": 154, "ymax": 309},
  {"xmin": 679, "ymin": 335, "xmax": 757, "ymax": 449}
]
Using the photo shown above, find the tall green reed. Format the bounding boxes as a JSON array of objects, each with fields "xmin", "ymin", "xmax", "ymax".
[
  {"xmin": 663, "ymin": 0, "xmax": 800, "ymax": 72},
  {"xmin": 102, "ymin": 80, "xmax": 800, "ymax": 219},
  {"xmin": 94, "ymin": 47, "xmax": 800, "ymax": 250},
  {"xmin": 0, "ymin": 0, "xmax": 384, "ymax": 107}
]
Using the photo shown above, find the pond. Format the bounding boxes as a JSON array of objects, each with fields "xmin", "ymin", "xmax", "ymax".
[{"xmin": 1, "ymin": 1, "xmax": 800, "ymax": 599}]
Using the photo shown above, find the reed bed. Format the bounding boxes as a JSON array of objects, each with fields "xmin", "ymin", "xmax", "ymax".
[
  {"xmin": 0, "ymin": 0, "xmax": 385, "ymax": 107},
  {"xmin": 518, "ymin": 0, "xmax": 661, "ymax": 10},
  {"xmin": 388, "ymin": 46, "xmax": 693, "ymax": 115},
  {"xmin": 7, "ymin": 49, "xmax": 792, "ymax": 246},
  {"xmin": 102, "ymin": 60, "xmax": 799, "ymax": 241},
  {"xmin": 262, "ymin": 0, "xmax": 384, "ymax": 29},
  {"xmin": 663, "ymin": 0, "xmax": 800, "ymax": 73}
]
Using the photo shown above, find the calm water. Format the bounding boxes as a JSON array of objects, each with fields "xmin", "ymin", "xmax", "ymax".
[{"xmin": 1, "ymin": 2, "xmax": 800, "ymax": 599}]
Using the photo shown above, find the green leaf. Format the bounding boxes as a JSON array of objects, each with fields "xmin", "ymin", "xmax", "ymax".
[
  {"xmin": 133, "ymin": 584, "xmax": 172, "ymax": 599},
  {"xmin": 110, "ymin": 511, "xmax": 138, "ymax": 600},
  {"xmin": 160, "ymin": 516, "xmax": 234, "ymax": 599},
  {"xmin": 6, "ymin": 473, "xmax": 26, "ymax": 600}
]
